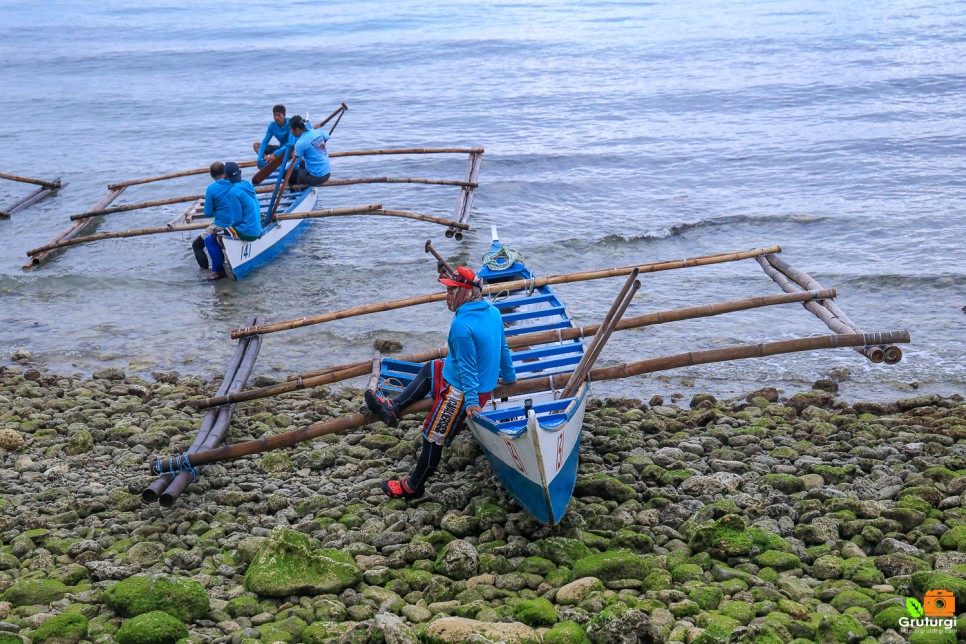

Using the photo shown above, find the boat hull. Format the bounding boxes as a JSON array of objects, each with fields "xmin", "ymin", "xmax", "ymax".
[
  {"xmin": 468, "ymin": 384, "xmax": 587, "ymax": 525},
  {"xmin": 222, "ymin": 188, "xmax": 315, "ymax": 280}
]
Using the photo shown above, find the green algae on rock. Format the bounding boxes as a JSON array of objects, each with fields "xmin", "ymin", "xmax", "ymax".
[
  {"xmin": 114, "ymin": 610, "xmax": 188, "ymax": 644},
  {"xmin": 0, "ymin": 578, "xmax": 69, "ymax": 606},
  {"xmin": 244, "ymin": 527, "xmax": 361, "ymax": 596},
  {"xmin": 31, "ymin": 611, "xmax": 89, "ymax": 644},
  {"xmin": 103, "ymin": 574, "xmax": 209, "ymax": 622}
]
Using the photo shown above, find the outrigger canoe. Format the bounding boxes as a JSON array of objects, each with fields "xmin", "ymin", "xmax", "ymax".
[{"xmin": 377, "ymin": 231, "xmax": 589, "ymax": 525}]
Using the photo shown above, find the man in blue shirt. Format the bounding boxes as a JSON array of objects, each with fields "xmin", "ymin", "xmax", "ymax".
[
  {"xmin": 268, "ymin": 115, "xmax": 331, "ymax": 187},
  {"xmin": 253, "ymin": 104, "xmax": 294, "ymax": 168},
  {"xmin": 192, "ymin": 162, "xmax": 234, "ymax": 271},
  {"xmin": 365, "ymin": 266, "xmax": 517, "ymax": 499},
  {"xmin": 203, "ymin": 162, "xmax": 262, "ymax": 280}
]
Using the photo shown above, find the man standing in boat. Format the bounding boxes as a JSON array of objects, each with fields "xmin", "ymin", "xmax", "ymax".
[
  {"xmin": 253, "ymin": 104, "xmax": 296, "ymax": 169},
  {"xmin": 192, "ymin": 162, "xmax": 234, "ymax": 271},
  {"xmin": 365, "ymin": 266, "xmax": 517, "ymax": 499},
  {"xmin": 202, "ymin": 162, "xmax": 262, "ymax": 280},
  {"xmin": 267, "ymin": 115, "xmax": 331, "ymax": 187}
]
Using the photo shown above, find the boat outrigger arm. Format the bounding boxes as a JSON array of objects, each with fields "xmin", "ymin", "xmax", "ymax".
[
  {"xmin": 151, "ymin": 231, "xmax": 910, "ymax": 525},
  {"xmin": 23, "ymin": 146, "xmax": 484, "ymax": 270}
]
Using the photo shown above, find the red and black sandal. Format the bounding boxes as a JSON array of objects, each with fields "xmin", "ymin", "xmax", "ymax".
[{"xmin": 382, "ymin": 477, "xmax": 424, "ymax": 500}]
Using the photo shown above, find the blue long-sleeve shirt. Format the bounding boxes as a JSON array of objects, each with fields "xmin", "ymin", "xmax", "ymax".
[
  {"xmin": 442, "ymin": 300, "xmax": 517, "ymax": 408},
  {"xmin": 226, "ymin": 180, "xmax": 263, "ymax": 240},
  {"xmin": 293, "ymin": 127, "xmax": 331, "ymax": 178},
  {"xmin": 256, "ymin": 119, "xmax": 292, "ymax": 167},
  {"xmin": 204, "ymin": 179, "xmax": 234, "ymax": 227}
]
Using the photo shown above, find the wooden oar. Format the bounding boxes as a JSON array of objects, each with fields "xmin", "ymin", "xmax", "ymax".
[
  {"xmin": 266, "ymin": 154, "xmax": 299, "ymax": 224},
  {"xmin": 425, "ymin": 239, "xmax": 458, "ymax": 277},
  {"xmin": 153, "ymin": 329, "xmax": 910, "ymax": 472},
  {"xmin": 194, "ymin": 288, "xmax": 836, "ymax": 410},
  {"xmin": 26, "ymin": 205, "xmax": 383, "ymax": 256},
  {"xmin": 0, "ymin": 172, "xmax": 62, "ymax": 189},
  {"xmin": 230, "ymin": 246, "xmax": 783, "ymax": 339}
]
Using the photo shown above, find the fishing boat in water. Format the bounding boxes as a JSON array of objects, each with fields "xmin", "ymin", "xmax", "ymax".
[
  {"xmin": 23, "ymin": 104, "xmax": 484, "ymax": 277},
  {"xmin": 377, "ymin": 230, "xmax": 590, "ymax": 524}
]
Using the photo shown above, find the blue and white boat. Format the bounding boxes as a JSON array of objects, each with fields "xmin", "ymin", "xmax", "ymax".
[{"xmin": 377, "ymin": 231, "xmax": 589, "ymax": 525}]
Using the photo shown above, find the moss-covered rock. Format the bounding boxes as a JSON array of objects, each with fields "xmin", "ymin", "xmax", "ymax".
[
  {"xmin": 513, "ymin": 597, "xmax": 557, "ymax": 627},
  {"xmin": 754, "ymin": 550, "xmax": 802, "ymax": 571},
  {"xmin": 32, "ymin": 611, "xmax": 89, "ymax": 644},
  {"xmin": 573, "ymin": 473, "xmax": 637, "ymax": 503},
  {"xmin": 423, "ymin": 616, "xmax": 539, "ymax": 643},
  {"xmin": 103, "ymin": 574, "xmax": 209, "ymax": 622},
  {"xmin": 689, "ymin": 514, "xmax": 791, "ymax": 560},
  {"xmin": 243, "ymin": 527, "xmax": 361, "ymax": 596},
  {"xmin": 815, "ymin": 614, "xmax": 867, "ymax": 644},
  {"xmin": 761, "ymin": 473, "xmax": 805, "ymax": 494},
  {"xmin": 533, "ymin": 537, "xmax": 592, "ymax": 568},
  {"xmin": 542, "ymin": 620, "xmax": 590, "ymax": 644},
  {"xmin": 114, "ymin": 610, "xmax": 188, "ymax": 644},
  {"xmin": 573, "ymin": 551, "xmax": 648, "ymax": 582},
  {"xmin": 0, "ymin": 578, "xmax": 69, "ymax": 606},
  {"xmin": 911, "ymin": 571, "xmax": 966, "ymax": 608}
]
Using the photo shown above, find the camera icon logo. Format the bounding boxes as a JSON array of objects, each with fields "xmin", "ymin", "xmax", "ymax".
[{"xmin": 924, "ymin": 589, "xmax": 956, "ymax": 617}]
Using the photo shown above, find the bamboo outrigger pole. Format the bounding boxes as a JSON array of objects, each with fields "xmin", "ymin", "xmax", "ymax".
[
  {"xmin": 154, "ymin": 329, "xmax": 910, "ymax": 472},
  {"xmin": 0, "ymin": 172, "xmax": 62, "ymax": 189},
  {"xmin": 193, "ymin": 288, "xmax": 836, "ymax": 410},
  {"xmin": 229, "ymin": 246, "xmax": 783, "ymax": 339},
  {"xmin": 105, "ymin": 149, "xmax": 486, "ymax": 191},
  {"xmin": 27, "ymin": 205, "xmax": 389, "ymax": 256}
]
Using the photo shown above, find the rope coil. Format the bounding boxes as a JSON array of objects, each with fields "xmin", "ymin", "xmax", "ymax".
[{"xmin": 482, "ymin": 244, "xmax": 524, "ymax": 271}]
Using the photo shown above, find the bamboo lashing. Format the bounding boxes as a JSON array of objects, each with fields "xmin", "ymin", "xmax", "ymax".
[
  {"xmin": 560, "ymin": 274, "xmax": 641, "ymax": 399},
  {"xmin": 195, "ymin": 288, "xmax": 835, "ymax": 410},
  {"xmin": 23, "ymin": 187, "xmax": 126, "ymax": 270},
  {"xmin": 26, "ymin": 205, "xmax": 384, "ymax": 256},
  {"xmin": 0, "ymin": 172, "xmax": 62, "ymax": 189},
  {"xmin": 230, "ymin": 246, "xmax": 783, "ymax": 339},
  {"xmin": 153, "ymin": 329, "xmax": 910, "ymax": 471},
  {"xmin": 106, "ymin": 149, "xmax": 485, "ymax": 191}
]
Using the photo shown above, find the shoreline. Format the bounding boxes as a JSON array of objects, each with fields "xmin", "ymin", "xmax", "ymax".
[{"xmin": 1, "ymin": 365, "xmax": 965, "ymax": 642}]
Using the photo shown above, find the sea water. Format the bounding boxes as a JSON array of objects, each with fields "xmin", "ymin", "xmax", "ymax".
[{"xmin": 0, "ymin": 0, "xmax": 964, "ymax": 402}]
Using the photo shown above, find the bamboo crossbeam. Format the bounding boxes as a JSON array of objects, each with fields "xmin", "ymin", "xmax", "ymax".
[
  {"xmin": 107, "ymin": 148, "xmax": 484, "ymax": 190},
  {"xmin": 230, "ymin": 246, "xmax": 783, "ymax": 339},
  {"xmin": 2, "ymin": 180, "xmax": 65, "ymax": 219},
  {"xmin": 0, "ymin": 172, "xmax": 61, "ymax": 189},
  {"xmin": 23, "ymin": 187, "xmax": 126, "ymax": 270},
  {"xmin": 153, "ymin": 329, "xmax": 910, "ymax": 470},
  {"xmin": 26, "ymin": 204, "xmax": 383, "ymax": 256},
  {"xmin": 194, "ymin": 288, "xmax": 834, "ymax": 410},
  {"xmin": 320, "ymin": 177, "xmax": 477, "ymax": 188},
  {"xmin": 76, "ymin": 177, "xmax": 471, "ymax": 222}
]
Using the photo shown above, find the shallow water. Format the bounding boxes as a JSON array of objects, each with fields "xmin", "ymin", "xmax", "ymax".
[{"xmin": 1, "ymin": 0, "xmax": 964, "ymax": 402}]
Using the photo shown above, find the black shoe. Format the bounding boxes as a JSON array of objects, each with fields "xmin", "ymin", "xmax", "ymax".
[{"xmin": 365, "ymin": 390, "xmax": 399, "ymax": 427}]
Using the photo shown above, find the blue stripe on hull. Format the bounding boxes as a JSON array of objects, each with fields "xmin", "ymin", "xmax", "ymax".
[
  {"xmin": 231, "ymin": 218, "xmax": 312, "ymax": 279},
  {"xmin": 230, "ymin": 188, "xmax": 313, "ymax": 280},
  {"xmin": 478, "ymin": 432, "xmax": 581, "ymax": 525}
]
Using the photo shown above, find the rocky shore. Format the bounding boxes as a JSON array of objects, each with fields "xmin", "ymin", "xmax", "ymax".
[{"xmin": 1, "ymin": 363, "xmax": 965, "ymax": 643}]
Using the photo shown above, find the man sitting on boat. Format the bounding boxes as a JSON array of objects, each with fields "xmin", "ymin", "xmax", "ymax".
[
  {"xmin": 253, "ymin": 104, "xmax": 297, "ymax": 169},
  {"xmin": 192, "ymin": 162, "xmax": 234, "ymax": 271},
  {"xmin": 266, "ymin": 115, "xmax": 331, "ymax": 187},
  {"xmin": 365, "ymin": 266, "xmax": 516, "ymax": 499},
  {"xmin": 202, "ymin": 162, "xmax": 262, "ymax": 280}
]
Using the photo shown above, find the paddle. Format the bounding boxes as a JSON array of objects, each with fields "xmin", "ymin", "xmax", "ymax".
[{"xmin": 252, "ymin": 103, "xmax": 347, "ymax": 185}]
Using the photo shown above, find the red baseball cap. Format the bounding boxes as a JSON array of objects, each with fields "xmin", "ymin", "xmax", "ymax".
[{"xmin": 439, "ymin": 266, "xmax": 479, "ymax": 289}]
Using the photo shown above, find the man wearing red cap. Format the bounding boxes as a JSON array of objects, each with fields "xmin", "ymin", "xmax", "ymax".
[{"xmin": 366, "ymin": 266, "xmax": 516, "ymax": 499}]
